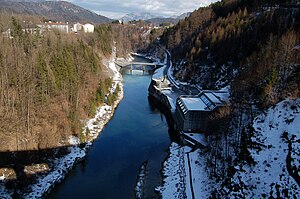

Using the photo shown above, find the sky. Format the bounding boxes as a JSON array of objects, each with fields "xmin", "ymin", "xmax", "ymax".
[{"xmin": 64, "ymin": 0, "xmax": 219, "ymax": 19}]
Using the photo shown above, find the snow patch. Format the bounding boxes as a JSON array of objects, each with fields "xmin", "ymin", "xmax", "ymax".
[
  {"xmin": 68, "ymin": 135, "xmax": 80, "ymax": 145},
  {"xmin": 135, "ymin": 161, "xmax": 148, "ymax": 199},
  {"xmin": 0, "ymin": 183, "xmax": 12, "ymax": 199}
]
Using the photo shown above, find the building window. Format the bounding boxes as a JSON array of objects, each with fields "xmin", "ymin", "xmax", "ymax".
[{"xmin": 200, "ymin": 94, "xmax": 215, "ymax": 110}]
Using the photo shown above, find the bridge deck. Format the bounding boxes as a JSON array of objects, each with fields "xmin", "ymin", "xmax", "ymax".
[
  {"xmin": 115, "ymin": 61, "xmax": 162, "ymax": 67},
  {"xmin": 130, "ymin": 62, "xmax": 157, "ymax": 65}
]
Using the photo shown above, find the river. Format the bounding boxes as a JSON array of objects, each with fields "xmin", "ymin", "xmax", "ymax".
[{"xmin": 49, "ymin": 57, "xmax": 173, "ymax": 198}]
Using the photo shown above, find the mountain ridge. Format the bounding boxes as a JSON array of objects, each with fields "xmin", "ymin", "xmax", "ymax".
[
  {"xmin": 121, "ymin": 11, "xmax": 191, "ymax": 24},
  {"xmin": 0, "ymin": 0, "xmax": 112, "ymax": 23},
  {"xmin": 121, "ymin": 12, "xmax": 158, "ymax": 22}
]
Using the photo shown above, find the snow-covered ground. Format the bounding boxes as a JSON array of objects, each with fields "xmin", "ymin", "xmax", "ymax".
[
  {"xmin": 0, "ymin": 60, "xmax": 124, "ymax": 198},
  {"xmin": 158, "ymin": 99, "xmax": 300, "ymax": 199},
  {"xmin": 0, "ymin": 182, "xmax": 12, "ymax": 199},
  {"xmin": 23, "ymin": 146, "xmax": 86, "ymax": 199},
  {"xmin": 226, "ymin": 99, "xmax": 300, "ymax": 198},
  {"xmin": 184, "ymin": 147, "xmax": 213, "ymax": 199},
  {"xmin": 157, "ymin": 143, "xmax": 214, "ymax": 199},
  {"xmin": 156, "ymin": 143, "xmax": 187, "ymax": 199}
]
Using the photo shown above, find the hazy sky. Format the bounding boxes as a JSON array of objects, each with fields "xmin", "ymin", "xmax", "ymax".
[{"xmin": 65, "ymin": 0, "xmax": 219, "ymax": 19}]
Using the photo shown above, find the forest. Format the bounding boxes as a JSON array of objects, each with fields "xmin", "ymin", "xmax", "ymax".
[
  {"xmin": 161, "ymin": 0, "xmax": 299, "ymax": 105},
  {"xmin": 0, "ymin": 14, "xmax": 145, "ymax": 152}
]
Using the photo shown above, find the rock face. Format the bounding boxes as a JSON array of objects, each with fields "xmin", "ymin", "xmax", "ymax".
[{"xmin": 0, "ymin": 0, "xmax": 112, "ymax": 23}]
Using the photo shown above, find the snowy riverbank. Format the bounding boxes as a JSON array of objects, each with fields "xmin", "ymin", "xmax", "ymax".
[
  {"xmin": 156, "ymin": 142, "xmax": 214, "ymax": 199},
  {"xmin": 0, "ymin": 60, "xmax": 124, "ymax": 198}
]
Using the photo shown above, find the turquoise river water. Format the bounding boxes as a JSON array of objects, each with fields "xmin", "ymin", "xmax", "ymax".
[{"xmin": 49, "ymin": 60, "xmax": 173, "ymax": 198}]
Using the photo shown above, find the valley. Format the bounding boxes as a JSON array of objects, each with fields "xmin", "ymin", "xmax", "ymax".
[{"xmin": 0, "ymin": 0, "xmax": 299, "ymax": 198}]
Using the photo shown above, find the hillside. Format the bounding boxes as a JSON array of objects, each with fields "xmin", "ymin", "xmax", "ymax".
[
  {"xmin": 155, "ymin": 0, "xmax": 300, "ymax": 197},
  {"xmin": 161, "ymin": 0, "xmax": 300, "ymax": 105},
  {"xmin": 0, "ymin": 17, "xmax": 113, "ymax": 151},
  {"xmin": 0, "ymin": 13, "xmax": 151, "ymax": 152},
  {"xmin": 0, "ymin": 0, "xmax": 111, "ymax": 23}
]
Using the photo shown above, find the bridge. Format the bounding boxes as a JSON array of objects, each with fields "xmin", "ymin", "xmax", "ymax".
[
  {"xmin": 115, "ymin": 61, "xmax": 162, "ymax": 67},
  {"xmin": 114, "ymin": 60, "xmax": 163, "ymax": 74}
]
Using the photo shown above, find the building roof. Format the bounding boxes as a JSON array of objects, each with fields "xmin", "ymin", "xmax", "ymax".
[
  {"xmin": 205, "ymin": 93, "xmax": 220, "ymax": 104},
  {"xmin": 180, "ymin": 97, "xmax": 207, "ymax": 111},
  {"xmin": 84, "ymin": 23, "xmax": 94, "ymax": 26},
  {"xmin": 210, "ymin": 91, "xmax": 229, "ymax": 103},
  {"xmin": 177, "ymin": 90, "xmax": 229, "ymax": 113}
]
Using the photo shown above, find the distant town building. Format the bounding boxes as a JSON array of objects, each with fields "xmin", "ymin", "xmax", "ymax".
[
  {"xmin": 83, "ymin": 23, "xmax": 94, "ymax": 33},
  {"xmin": 38, "ymin": 21, "xmax": 69, "ymax": 33},
  {"xmin": 2, "ymin": 26, "xmax": 41, "ymax": 38},
  {"xmin": 22, "ymin": 24, "xmax": 41, "ymax": 35},
  {"xmin": 2, "ymin": 28, "xmax": 12, "ymax": 38},
  {"xmin": 175, "ymin": 90, "xmax": 229, "ymax": 132},
  {"xmin": 73, "ymin": 23, "xmax": 83, "ymax": 33}
]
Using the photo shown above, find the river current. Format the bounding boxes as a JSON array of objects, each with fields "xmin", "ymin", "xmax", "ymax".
[{"xmin": 50, "ymin": 58, "xmax": 172, "ymax": 198}]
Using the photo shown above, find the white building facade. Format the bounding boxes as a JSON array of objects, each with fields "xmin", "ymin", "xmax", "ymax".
[
  {"xmin": 83, "ymin": 23, "xmax": 94, "ymax": 33},
  {"xmin": 73, "ymin": 23, "xmax": 83, "ymax": 33}
]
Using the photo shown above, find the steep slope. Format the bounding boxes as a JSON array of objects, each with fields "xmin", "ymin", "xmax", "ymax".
[
  {"xmin": 0, "ymin": 0, "xmax": 111, "ymax": 23},
  {"xmin": 155, "ymin": 1, "xmax": 300, "ymax": 198},
  {"xmin": 176, "ymin": 12, "xmax": 191, "ymax": 19},
  {"xmin": 161, "ymin": 0, "xmax": 300, "ymax": 100},
  {"xmin": 225, "ymin": 99, "xmax": 300, "ymax": 198},
  {"xmin": 0, "ymin": 16, "xmax": 116, "ymax": 151}
]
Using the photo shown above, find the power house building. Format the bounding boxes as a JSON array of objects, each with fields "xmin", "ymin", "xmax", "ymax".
[{"xmin": 175, "ymin": 90, "xmax": 229, "ymax": 132}]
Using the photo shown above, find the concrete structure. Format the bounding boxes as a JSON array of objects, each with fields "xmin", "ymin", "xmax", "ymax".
[
  {"xmin": 175, "ymin": 90, "xmax": 229, "ymax": 132},
  {"xmin": 83, "ymin": 23, "xmax": 94, "ymax": 33},
  {"xmin": 148, "ymin": 66, "xmax": 175, "ymax": 111}
]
